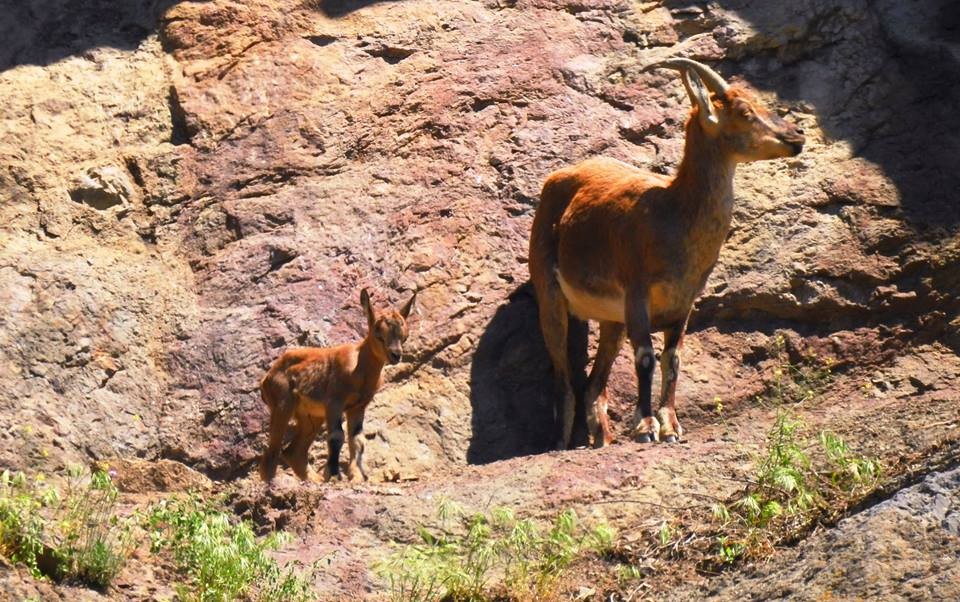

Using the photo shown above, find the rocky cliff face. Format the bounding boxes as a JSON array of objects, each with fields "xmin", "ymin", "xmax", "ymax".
[
  {"xmin": 2, "ymin": 0, "xmax": 959, "ymax": 598},
  {"xmin": 3, "ymin": 0, "xmax": 957, "ymax": 480}
]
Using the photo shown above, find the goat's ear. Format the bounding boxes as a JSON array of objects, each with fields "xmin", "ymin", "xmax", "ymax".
[
  {"xmin": 398, "ymin": 290, "xmax": 417, "ymax": 320},
  {"xmin": 360, "ymin": 288, "xmax": 375, "ymax": 330},
  {"xmin": 682, "ymin": 69, "xmax": 720, "ymax": 132}
]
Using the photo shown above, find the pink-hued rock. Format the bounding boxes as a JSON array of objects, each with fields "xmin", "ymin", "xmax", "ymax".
[{"xmin": 1, "ymin": 0, "xmax": 959, "ymax": 597}]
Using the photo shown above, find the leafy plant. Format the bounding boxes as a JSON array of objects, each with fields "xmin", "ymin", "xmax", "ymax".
[
  {"xmin": 0, "ymin": 467, "xmax": 133, "ymax": 588},
  {"xmin": 376, "ymin": 501, "xmax": 615, "ymax": 602},
  {"xmin": 715, "ymin": 536, "xmax": 744, "ymax": 564},
  {"xmin": 761, "ymin": 333, "xmax": 834, "ymax": 407},
  {"xmin": 145, "ymin": 496, "xmax": 318, "ymax": 602},
  {"xmin": 710, "ymin": 408, "xmax": 881, "ymax": 564},
  {"xmin": 819, "ymin": 431, "xmax": 881, "ymax": 492}
]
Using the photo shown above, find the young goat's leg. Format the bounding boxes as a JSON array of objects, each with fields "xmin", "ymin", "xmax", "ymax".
[
  {"xmin": 259, "ymin": 376, "xmax": 295, "ymax": 482},
  {"xmin": 283, "ymin": 415, "xmax": 324, "ymax": 482},
  {"xmin": 626, "ymin": 289, "xmax": 659, "ymax": 443},
  {"xmin": 323, "ymin": 403, "xmax": 346, "ymax": 481},
  {"xmin": 583, "ymin": 321, "xmax": 625, "ymax": 448},
  {"xmin": 345, "ymin": 406, "xmax": 368, "ymax": 482},
  {"xmin": 657, "ymin": 317, "xmax": 689, "ymax": 443}
]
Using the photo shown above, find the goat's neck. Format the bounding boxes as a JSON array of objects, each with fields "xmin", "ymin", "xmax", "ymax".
[
  {"xmin": 356, "ymin": 337, "xmax": 386, "ymax": 379},
  {"xmin": 670, "ymin": 120, "xmax": 737, "ymax": 226}
]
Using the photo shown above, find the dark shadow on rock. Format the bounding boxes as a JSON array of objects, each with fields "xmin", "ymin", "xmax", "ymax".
[
  {"xmin": 303, "ymin": 0, "xmax": 401, "ymax": 18},
  {"xmin": 0, "ymin": 0, "xmax": 183, "ymax": 71},
  {"xmin": 662, "ymin": 0, "xmax": 960, "ymax": 228},
  {"xmin": 467, "ymin": 283, "xmax": 588, "ymax": 465}
]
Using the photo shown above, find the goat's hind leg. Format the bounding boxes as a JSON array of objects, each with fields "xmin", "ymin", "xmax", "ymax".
[
  {"xmin": 584, "ymin": 321, "xmax": 625, "ymax": 448},
  {"xmin": 536, "ymin": 280, "xmax": 579, "ymax": 450},
  {"xmin": 259, "ymin": 374, "xmax": 295, "ymax": 482},
  {"xmin": 283, "ymin": 415, "xmax": 324, "ymax": 482}
]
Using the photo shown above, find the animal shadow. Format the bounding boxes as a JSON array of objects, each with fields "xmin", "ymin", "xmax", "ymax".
[{"xmin": 467, "ymin": 283, "xmax": 588, "ymax": 464}]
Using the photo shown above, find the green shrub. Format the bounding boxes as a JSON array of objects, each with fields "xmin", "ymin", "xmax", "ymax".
[
  {"xmin": 376, "ymin": 500, "xmax": 614, "ymax": 602},
  {"xmin": 0, "ymin": 466, "xmax": 133, "ymax": 588},
  {"xmin": 711, "ymin": 408, "xmax": 882, "ymax": 563},
  {"xmin": 145, "ymin": 496, "xmax": 317, "ymax": 602}
]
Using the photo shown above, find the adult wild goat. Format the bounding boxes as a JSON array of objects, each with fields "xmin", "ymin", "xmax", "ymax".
[
  {"xmin": 529, "ymin": 58, "xmax": 805, "ymax": 449},
  {"xmin": 259, "ymin": 288, "xmax": 416, "ymax": 483}
]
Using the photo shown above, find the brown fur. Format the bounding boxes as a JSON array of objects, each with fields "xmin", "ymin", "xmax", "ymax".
[
  {"xmin": 530, "ymin": 77, "xmax": 805, "ymax": 449},
  {"xmin": 258, "ymin": 288, "xmax": 416, "ymax": 483}
]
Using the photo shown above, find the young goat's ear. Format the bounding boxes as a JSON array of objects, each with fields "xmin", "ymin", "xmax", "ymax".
[
  {"xmin": 360, "ymin": 288, "xmax": 375, "ymax": 330},
  {"xmin": 398, "ymin": 290, "xmax": 417, "ymax": 320}
]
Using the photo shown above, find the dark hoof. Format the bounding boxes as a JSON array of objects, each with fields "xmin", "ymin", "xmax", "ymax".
[
  {"xmin": 636, "ymin": 432, "xmax": 655, "ymax": 444},
  {"xmin": 662, "ymin": 434, "xmax": 679, "ymax": 444}
]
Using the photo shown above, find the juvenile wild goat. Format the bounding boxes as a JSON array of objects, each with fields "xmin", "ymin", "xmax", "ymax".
[
  {"xmin": 259, "ymin": 288, "xmax": 416, "ymax": 483},
  {"xmin": 530, "ymin": 58, "xmax": 805, "ymax": 449}
]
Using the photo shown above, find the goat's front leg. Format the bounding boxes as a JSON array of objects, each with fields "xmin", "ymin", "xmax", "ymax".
[
  {"xmin": 657, "ymin": 315, "xmax": 689, "ymax": 443},
  {"xmin": 345, "ymin": 406, "xmax": 368, "ymax": 482},
  {"xmin": 626, "ymin": 288, "xmax": 658, "ymax": 443},
  {"xmin": 323, "ymin": 403, "xmax": 345, "ymax": 481}
]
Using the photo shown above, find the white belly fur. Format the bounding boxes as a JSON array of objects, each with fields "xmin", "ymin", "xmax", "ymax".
[{"xmin": 557, "ymin": 270, "xmax": 625, "ymax": 323}]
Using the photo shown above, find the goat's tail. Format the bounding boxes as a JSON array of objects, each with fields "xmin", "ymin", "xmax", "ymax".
[{"xmin": 529, "ymin": 169, "xmax": 583, "ymax": 293}]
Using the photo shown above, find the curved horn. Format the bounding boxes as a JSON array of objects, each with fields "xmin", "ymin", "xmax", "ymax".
[{"xmin": 643, "ymin": 58, "xmax": 730, "ymax": 96}]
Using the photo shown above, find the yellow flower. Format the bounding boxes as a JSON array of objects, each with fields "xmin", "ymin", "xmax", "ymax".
[{"xmin": 35, "ymin": 473, "xmax": 45, "ymax": 482}]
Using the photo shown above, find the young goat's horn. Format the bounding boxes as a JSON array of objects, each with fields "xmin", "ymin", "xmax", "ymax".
[{"xmin": 643, "ymin": 58, "xmax": 730, "ymax": 96}]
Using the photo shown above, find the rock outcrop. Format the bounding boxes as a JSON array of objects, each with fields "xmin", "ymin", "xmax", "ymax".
[{"xmin": 1, "ymin": 0, "xmax": 959, "ymax": 597}]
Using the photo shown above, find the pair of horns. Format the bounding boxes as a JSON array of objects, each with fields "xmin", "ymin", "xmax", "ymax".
[{"xmin": 643, "ymin": 58, "xmax": 730, "ymax": 96}]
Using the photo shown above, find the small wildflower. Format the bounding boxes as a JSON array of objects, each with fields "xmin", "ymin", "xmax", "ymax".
[
  {"xmin": 35, "ymin": 472, "xmax": 45, "ymax": 482},
  {"xmin": 714, "ymin": 395, "xmax": 724, "ymax": 414},
  {"xmin": 22, "ymin": 425, "xmax": 33, "ymax": 435},
  {"xmin": 40, "ymin": 448, "xmax": 49, "ymax": 458},
  {"xmin": 108, "ymin": 469, "xmax": 118, "ymax": 479},
  {"xmin": 773, "ymin": 368, "xmax": 783, "ymax": 377}
]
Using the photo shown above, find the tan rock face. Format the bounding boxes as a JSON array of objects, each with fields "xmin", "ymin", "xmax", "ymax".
[{"xmin": 2, "ymin": 0, "xmax": 958, "ymax": 484}]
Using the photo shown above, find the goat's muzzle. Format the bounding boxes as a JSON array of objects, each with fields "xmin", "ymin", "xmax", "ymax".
[{"xmin": 780, "ymin": 132, "xmax": 805, "ymax": 156}]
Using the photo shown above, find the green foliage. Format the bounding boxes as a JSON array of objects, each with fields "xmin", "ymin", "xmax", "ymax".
[
  {"xmin": 0, "ymin": 467, "xmax": 133, "ymax": 588},
  {"xmin": 762, "ymin": 333, "xmax": 834, "ymax": 407},
  {"xmin": 711, "ymin": 405, "xmax": 882, "ymax": 564},
  {"xmin": 376, "ymin": 501, "xmax": 615, "ymax": 602},
  {"xmin": 819, "ymin": 431, "xmax": 882, "ymax": 491},
  {"xmin": 708, "ymin": 334, "xmax": 882, "ymax": 564},
  {"xmin": 145, "ymin": 496, "xmax": 318, "ymax": 602},
  {"xmin": 657, "ymin": 521, "xmax": 675, "ymax": 547},
  {"xmin": 715, "ymin": 536, "xmax": 744, "ymax": 564},
  {"xmin": 616, "ymin": 562, "xmax": 644, "ymax": 583}
]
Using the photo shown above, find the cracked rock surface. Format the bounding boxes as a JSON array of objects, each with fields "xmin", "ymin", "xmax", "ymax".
[{"xmin": 1, "ymin": 0, "xmax": 959, "ymax": 599}]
